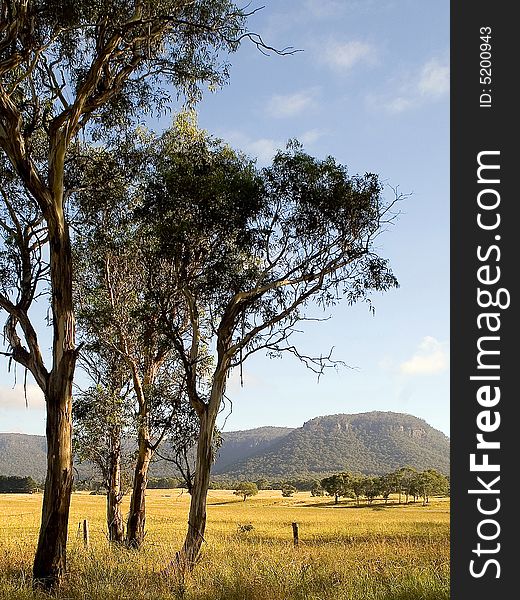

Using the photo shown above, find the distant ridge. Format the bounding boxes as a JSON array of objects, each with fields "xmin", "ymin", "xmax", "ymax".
[
  {"xmin": 0, "ymin": 433, "xmax": 47, "ymax": 480},
  {"xmin": 213, "ymin": 412, "xmax": 450, "ymax": 479},
  {"xmin": 0, "ymin": 412, "xmax": 449, "ymax": 482}
]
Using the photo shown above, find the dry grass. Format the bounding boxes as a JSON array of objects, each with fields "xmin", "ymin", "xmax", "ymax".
[{"xmin": 0, "ymin": 490, "xmax": 450, "ymax": 599}]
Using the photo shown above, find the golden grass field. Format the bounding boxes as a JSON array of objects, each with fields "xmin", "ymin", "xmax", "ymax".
[{"xmin": 0, "ymin": 489, "xmax": 449, "ymax": 600}]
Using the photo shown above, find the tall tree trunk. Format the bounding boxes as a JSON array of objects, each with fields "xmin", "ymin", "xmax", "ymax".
[
  {"xmin": 107, "ymin": 436, "xmax": 125, "ymax": 543},
  {"xmin": 33, "ymin": 387, "xmax": 74, "ymax": 587},
  {"xmin": 33, "ymin": 222, "xmax": 76, "ymax": 588},
  {"xmin": 126, "ymin": 432, "xmax": 152, "ymax": 548},
  {"xmin": 176, "ymin": 341, "xmax": 229, "ymax": 571},
  {"xmin": 180, "ymin": 408, "xmax": 214, "ymax": 568}
]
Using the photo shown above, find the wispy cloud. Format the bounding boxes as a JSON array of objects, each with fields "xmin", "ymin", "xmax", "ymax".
[
  {"xmin": 370, "ymin": 56, "xmax": 449, "ymax": 114},
  {"xmin": 0, "ymin": 384, "xmax": 45, "ymax": 409},
  {"xmin": 222, "ymin": 131, "xmax": 283, "ymax": 165},
  {"xmin": 400, "ymin": 337, "xmax": 448, "ymax": 376},
  {"xmin": 267, "ymin": 88, "xmax": 318, "ymax": 119},
  {"xmin": 299, "ymin": 128, "xmax": 326, "ymax": 145},
  {"xmin": 222, "ymin": 126, "xmax": 326, "ymax": 165},
  {"xmin": 321, "ymin": 40, "xmax": 377, "ymax": 71},
  {"xmin": 417, "ymin": 58, "xmax": 450, "ymax": 98}
]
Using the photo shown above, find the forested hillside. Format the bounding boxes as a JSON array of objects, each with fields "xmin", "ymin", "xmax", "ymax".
[
  {"xmin": 215, "ymin": 412, "xmax": 450, "ymax": 479},
  {"xmin": 1, "ymin": 412, "xmax": 448, "ymax": 483}
]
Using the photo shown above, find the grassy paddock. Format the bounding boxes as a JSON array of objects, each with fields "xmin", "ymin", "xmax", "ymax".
[{"xmin": 0, "ymin": 490, "xmax": 449, "ymax": 600}]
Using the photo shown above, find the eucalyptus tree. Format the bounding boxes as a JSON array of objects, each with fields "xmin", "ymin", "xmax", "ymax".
[
  {"xmin": 394, "ymin": 466, "xmax": 418, "ymax": 504},
  {"xmin": 362, "ymin": 476, "xmax": 381, "ymax": 505},
  {"xmin": 320, "ymin": 473, "xmax": 352, "ymax": 505},
  {"xmin": 142, "ymin": 125, "xmax": 401, "ymax": 569},
  {"xmin": 233, "ymin": 481, "xmax": 258, "ymax": 501},
  {"xmin": 71, "ymin": 136, "xmax": 203, "ymax": 549},
  {"xmin": 73, "ymin": 345, "xmax": 133, "ymax": 543},
  {"xmin": 378, "ymin": 473, "xmax": 394, "ymax": 504},
  {"xmin": 414, "ymin": 469, "xmax": 449, "ymax": 505},
  {"xmin": 0, "ymin": 0, "xmax": 260, "ymax": 584}
]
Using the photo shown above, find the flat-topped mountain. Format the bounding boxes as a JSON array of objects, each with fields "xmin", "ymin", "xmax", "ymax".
[
  {"xmin": 0, "ymin": 411, "xmax": 449, "ymax": 482},
  {"xmin": 213, "ymin": 412, "xmax": 450, "ymax": 479}
]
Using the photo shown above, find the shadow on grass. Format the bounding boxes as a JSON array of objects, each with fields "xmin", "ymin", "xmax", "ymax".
[{"xmin": 303, "ymin": 500, "xmax": 430, "ymax": 510}]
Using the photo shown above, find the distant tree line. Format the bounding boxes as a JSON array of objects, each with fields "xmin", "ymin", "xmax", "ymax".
[
  {"xmin": 0, "ymin": 476, "xmax": 39, "ymax": 493},
  {"xmin": 320, "ymin": 467, "xmax": 449, "ymax": 506}
]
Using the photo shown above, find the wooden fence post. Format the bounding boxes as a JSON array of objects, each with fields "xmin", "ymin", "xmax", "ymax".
[
  {"xmin": 83, "ymin": 519, "xmax": 90, "ymax": 548},
  {"xmin": 292, "ymin": 522, "xmax": 299, "ymax": 546}
]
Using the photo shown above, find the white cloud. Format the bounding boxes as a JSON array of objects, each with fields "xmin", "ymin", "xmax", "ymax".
[
  {"xmin": 400, "ymin": 337, "xmax": 448, "ymax": 376},
  {"xmin": 221, "ymin": 127, "xmax": 326, "ymax": 166},
  {"xmin": 382, "ymin": 96, "xmax": 414, "ymax": 114},
  {"xmin": 299, "ymin": 128, "xmax": 326, "ymax": 145},
  {"xmin": 267, "ymin": 89, "xmax": 318, "ymax": 118},
  {"xmin": 417, "ymin": 59, "xmax": 450, "ymax": 98},
  {"xmin": 321, "ymin": 40, "xmax": 376, "ymax": 71},
  {"xmin": 372, "ymin": 56, "xmax": 449, "ymax": 114},
  {"xmin": 0, "ymin": 384, "xmax": 45, "ymax": 409},
  {"xmin": 222, "ymin": 131, "xmax": 283, "ymax": 165},
  {"xmin": 245, "ymin": 138, "xmax": 281, "ymax": 164}
]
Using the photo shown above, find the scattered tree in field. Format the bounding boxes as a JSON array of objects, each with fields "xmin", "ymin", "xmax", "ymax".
[
  {"xmin": 147, "ymin": 477, "xmax": 181, "ymax": 489},
  {"xmin": 361, "ymin": 477, "xmax": 380, "ymax": 505},
  {"xmin": 72, "ymin": 346, "xmax": 133, "ymax": 543},
  {"xmin": 378, "ymin": 474, "xmax": 394, "ymax": 504},
  {"xmin": 319, "ymin": 468, "xmax": 449, "ymax": 506},
  {"xmin": 281, "ymin": 485, "xmax": 297, "ymax": 497},
  {"xmin": 255, "ymin": 478, "xmax": 271, "ymax": 490},
  {"xmin": 320, "ymin": 473, "xmax": 354, "ymax": 504},
  {"xmin": 310, "ymin": 482, "xmax": 325, "ymax": 497},
  {"xmin": 140, "ymin": 121, "xmax": 399, "ymax": 568},
  {"xmin": 234, "ymin": 482, "xmax": 258, "ymax": 501},
  {"xmin": 350, "ymin": 474, "xmax": 366, "ymax": 507},
  {"xmin": 395, "ymin": 467, "xmax": 418, "ymax": 504},
  {"xmin": 0, "ymin": 0, "xmax": 257, "ymax": 586},
  {"xmin": 414, "ymin": 469, "xmax": 449, "ymax": 506}
]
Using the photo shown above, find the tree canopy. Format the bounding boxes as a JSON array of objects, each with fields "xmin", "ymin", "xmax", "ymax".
[{"xmin": 233, "ymin": 481, "xmax": 258, "ymax": 501}]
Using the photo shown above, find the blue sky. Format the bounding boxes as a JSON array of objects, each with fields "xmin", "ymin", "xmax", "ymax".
[{"xmin": 0, "ymin": 0, "xmax": 449, "ymax": 436}]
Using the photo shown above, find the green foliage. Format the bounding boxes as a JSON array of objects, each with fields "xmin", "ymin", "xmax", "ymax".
[
  {"xmin": 0, "ymin": 475, "xmax": 38, "ymax": 493},
  {"xmin": 320, "ymin": 467, "xmax": 450, "ymax": 505},
  {"xmin": 413, "ymin": 469, "xmax": 450, "ymax": 504},
  {"xmin": 1, "ymin": 0, "xmax": 251, "ymax": 144},
  {"xmin": 320, "ymin": 473, "xmax": 352, "ymax": 503},
  {"xmin": 255, "ymin": 478, "xmax": 271, "ymax": 490},
  {"xmin": 233, "ymin": 481, "xmax": 258, "ymax": 501},
  {"xmin": 281, "ymin": 485, "xmax": 297, "ymax": 497},
  {"xmin": 0, "ymin": 412, "xmax": 450, "ymax": 484},
  {"xmin": 140, "ymin": 114, "xmax": 265, "ymax": 309},
  {"xmin": 310, "ymin": 482, "xmax": 325, "ymax": 497},
  {"xmin": 218, "ymin": 412, "xmax": 450, "ymax": 480},
  {"xmin": 147, "ymin": 477, "xmax": 180, "ymax": 490},
  {"xmin": 361, "ymin": 476, "xmax": 381, "ymax": 504}
]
